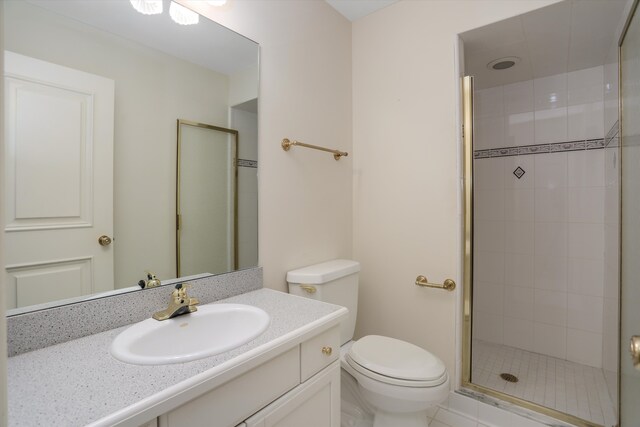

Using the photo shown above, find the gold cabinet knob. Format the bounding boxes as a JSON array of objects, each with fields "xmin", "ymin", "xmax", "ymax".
[
  {"xmin": 98, "ymin": 235, "xmax": 112, "ymax": 246},
  {"xmin": 322, "ymin": 346, "xmax": 333, "ymax": 356}
]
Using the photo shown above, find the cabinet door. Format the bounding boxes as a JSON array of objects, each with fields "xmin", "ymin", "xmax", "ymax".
[
  {"xmin": 245, "ymin": 362, "xmax": 340, "ymax": 427},
  {"xmin": 159, "ymin": 347, "xmax": 300, "ymax": 427}
]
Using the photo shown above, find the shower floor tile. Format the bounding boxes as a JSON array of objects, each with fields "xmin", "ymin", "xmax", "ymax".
[{"xmin": 471, "ymin": 340, "xmax": 616, "ymax": 427}]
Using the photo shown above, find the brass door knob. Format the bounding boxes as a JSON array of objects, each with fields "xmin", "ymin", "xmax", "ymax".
[
  {"xmin": 98, "ymin": 235, "xmax": 112, "ymax": 246},
  {"xmin": 322, "ymin": 346, "xmax": 332, "ymax": 356},
  {"xmin": 630, "ymin": 335, "xmax": 640, "ymax": 368}
]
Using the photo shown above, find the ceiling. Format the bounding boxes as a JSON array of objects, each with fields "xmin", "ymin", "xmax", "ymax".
[
  {"xmin": 461, "ymin": 0, "xmax": 628, "ymax": 89},
  {"xmin": 325, "ymin": 0, "xmax": 400, "ymax": 21}
]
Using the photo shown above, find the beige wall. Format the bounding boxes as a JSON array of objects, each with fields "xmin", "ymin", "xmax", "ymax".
[
  {"xmin": 230, "ymin": 63, "xmax": 259, "ymax": 107},
  {"xmin": 352, "ymin": 0, "xmax": 560, "ymax": 381},
  {"xmin": 185, "ymin": 1, "xmax": 353, "ymax": 292}
]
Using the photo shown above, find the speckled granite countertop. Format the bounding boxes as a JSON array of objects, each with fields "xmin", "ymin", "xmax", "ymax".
[{"xmin": 8, "ymin": 289, "xmax": 347, "ymax": 427}]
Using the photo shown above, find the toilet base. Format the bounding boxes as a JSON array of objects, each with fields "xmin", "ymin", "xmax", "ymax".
[
  {"xmin": 372, "ymin": 409, "xmax": 429, "ymax": 427},
  {"xmin": 341, "ymin": 367, "xmax": 437, "ymax": 427},
  {"xmin": 341, "ymin": 368, "xmax": 374, "ymax": 427}
]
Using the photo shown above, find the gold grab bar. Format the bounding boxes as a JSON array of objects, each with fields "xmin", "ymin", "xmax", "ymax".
[
  {"xmin": 281, "ymin": 138, "xmax": 348, "ymax": 160},
  {"xmin": 415, "ymin": 275, "xmax": 456, "ymax": 291}
]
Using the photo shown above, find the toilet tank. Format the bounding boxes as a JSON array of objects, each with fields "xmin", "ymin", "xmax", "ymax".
[{"xmin": 287, "ymin": 259, "xmax": 360, "ymax": 345}]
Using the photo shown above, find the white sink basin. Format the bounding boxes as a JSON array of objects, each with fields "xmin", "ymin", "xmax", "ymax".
[{"xmin": 110, "ymin": 303, "xmax": 270, "ymax": 365}]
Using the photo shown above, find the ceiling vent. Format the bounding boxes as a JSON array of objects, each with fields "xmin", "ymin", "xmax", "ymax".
[{"xmin": 487, "ymin": 56, "xmax": 520, "ymax": 71}]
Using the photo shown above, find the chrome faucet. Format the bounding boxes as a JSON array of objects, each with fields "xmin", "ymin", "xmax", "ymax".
[{"xmin": 152, "ymin": 283, "xmax": 199, "ymax": 321}]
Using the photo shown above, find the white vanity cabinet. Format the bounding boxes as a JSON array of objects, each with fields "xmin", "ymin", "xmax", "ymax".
[{"xmin": 157, "ymin": 326, "xmax": 340, "ymax": 427}]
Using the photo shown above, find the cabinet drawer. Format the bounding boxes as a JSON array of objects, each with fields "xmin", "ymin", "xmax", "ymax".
[
  {"xmin": 300, "ymin": 326, "xmax": 340, "ymax": 382},
  {"xmin": 160, "ymin": 346, "xmax": 300, "ymax": 427},
  {"xmin": 244, "ymin": 362, "xmax": 340, "ymax": 427}
]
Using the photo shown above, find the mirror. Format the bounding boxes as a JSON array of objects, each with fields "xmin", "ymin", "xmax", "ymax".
[{"xmin": 3, "ymin": 0, "xmax": 259, "ymax": 313}]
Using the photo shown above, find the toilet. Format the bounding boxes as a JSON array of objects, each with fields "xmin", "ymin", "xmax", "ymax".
[{"xmin": 287, "ymin": 259, "xmax": 449, "ymax": 427}]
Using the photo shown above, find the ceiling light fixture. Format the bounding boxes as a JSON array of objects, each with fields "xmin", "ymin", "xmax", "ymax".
[
  {"xmin": 487, "ymin": 56, "xmax": 520, "ymax": 71},
  {"xmin": 170, "ymin": 1, "xmax": 199, "ymax": 25},
  {"xmin": 207, "ymin": 0, "xmax": 228, "ymax": 6},
  {"xmin": 129, "ymin": 0, "xmax": 163, "ymax": 15}
]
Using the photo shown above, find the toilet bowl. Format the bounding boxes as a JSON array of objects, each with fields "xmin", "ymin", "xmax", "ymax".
[
  {"xmin": 287, "ymin": 260, "xmax": 449, "ymax": 427},
  {"xmin": 340, "ymin": 336, "xmax": 449, "ymax": 427}
]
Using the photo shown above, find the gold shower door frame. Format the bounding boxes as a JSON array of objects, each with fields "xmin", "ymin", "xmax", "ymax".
[
  {"xmin": 460, "ymin": 76, "xmax": 604, "ymax": 427},
  {"xmin": 176, "ymin": 119, "xmax": 239, "ymax": 278}
]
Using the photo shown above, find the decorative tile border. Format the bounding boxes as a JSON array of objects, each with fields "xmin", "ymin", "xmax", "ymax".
[
  {"xmin": 605, "ymin": 120, "xmax": 619, "ymax": 148},
  {"xmin": 474, "ymin": 139, "xmax": 605, "ymax": 159},
  {"xmin": 237, "ymin": 158, "xmax": 258, "ymax": 168}
]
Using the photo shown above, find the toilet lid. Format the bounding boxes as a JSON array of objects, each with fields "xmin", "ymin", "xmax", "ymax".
[{"xmin": 348, "ymin": 335, "xmax": 446, "ymax": 382}]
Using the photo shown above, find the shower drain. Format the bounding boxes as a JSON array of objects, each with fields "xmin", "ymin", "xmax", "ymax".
[{"xmin": 499, "ymin": 373, "xmax": 519, "ymax": 383}]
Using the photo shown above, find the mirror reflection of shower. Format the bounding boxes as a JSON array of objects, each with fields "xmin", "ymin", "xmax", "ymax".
[{"xmin": 460, "ymin": 1, "xmax": 628, "ymax": 426}]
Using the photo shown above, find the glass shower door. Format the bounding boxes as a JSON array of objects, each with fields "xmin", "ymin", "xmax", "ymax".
[{"xmin": 619, "ymin": 1, "xmax": 640, "ymax": 425}]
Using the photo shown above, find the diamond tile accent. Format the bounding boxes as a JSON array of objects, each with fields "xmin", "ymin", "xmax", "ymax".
[{"xmin": 513, "ymin": 166, "xmax": 525, "ymax": 179}]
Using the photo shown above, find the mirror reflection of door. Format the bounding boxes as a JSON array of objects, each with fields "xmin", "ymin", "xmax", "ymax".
[
  {"xmin": 3, "ymin": 51, "xmax": 115, "ymax": 309},
  {"xmin": 177, "ymin": 120, "xmax": 238, "ymax": 277}
]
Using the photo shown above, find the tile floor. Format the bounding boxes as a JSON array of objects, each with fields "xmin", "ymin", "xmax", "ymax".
[{"xmin": 471, "ymin": 339, "xmax": 616, "ymax": 426}]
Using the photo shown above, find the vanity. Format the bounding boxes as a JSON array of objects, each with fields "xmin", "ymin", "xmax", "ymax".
[{"xmin": 8, "ymin": 287, "xmax": 347, "ymax": 427}]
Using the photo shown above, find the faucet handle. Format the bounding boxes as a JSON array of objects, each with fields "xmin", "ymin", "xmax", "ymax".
[
  {"xmin": 173, "ymin": 283, "xmax": 199, "ymax": 310},
  {"xmin": 173, "ymin": 283, "xmax": 186, "ymax": 296},
  {"xmin": 173, "ymin": 283, "xmax": 194, "ymax": 300},
  {"xmin": 174, "ymin": 283, "xmax": 191, "ymax": 292}
]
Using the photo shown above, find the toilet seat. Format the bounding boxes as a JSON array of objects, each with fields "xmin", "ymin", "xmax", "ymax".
[{"xmin": 345, "ymin": 335, "xmax": 447, "ymax": 388}]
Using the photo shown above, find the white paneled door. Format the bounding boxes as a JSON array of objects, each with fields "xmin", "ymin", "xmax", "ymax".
[{"xmin": 4, "ymin": 51, "xmax": 114, "ymax": 309}]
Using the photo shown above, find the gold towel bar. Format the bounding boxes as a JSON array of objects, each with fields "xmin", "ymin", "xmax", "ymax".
[
  {"xmin": 415, "ymin": 275, "xmax": 456, "ymax": 291},
  {"xmin": 281, "ymin": 138, "xmax": 348, "ymax": 160}
]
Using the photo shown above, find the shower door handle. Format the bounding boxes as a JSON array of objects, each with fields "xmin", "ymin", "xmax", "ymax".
[{"xmin": 630, "ymin": 335, "xmax": 640, "ymax": 370}]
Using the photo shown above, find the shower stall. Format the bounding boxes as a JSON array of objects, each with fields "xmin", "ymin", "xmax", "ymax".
[{"xmin": 459, "ymin": 1, "xmax": 639, "ymax": 426}]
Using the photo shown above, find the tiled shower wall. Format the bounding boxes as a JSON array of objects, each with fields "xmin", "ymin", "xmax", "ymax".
[
  {"xmin": 474, "ymin": 66, "xmax": 605, "ymax": 150},
  {"xmin": 473, "ymin": 66, "xmax": 609, "ymax": 368}
]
